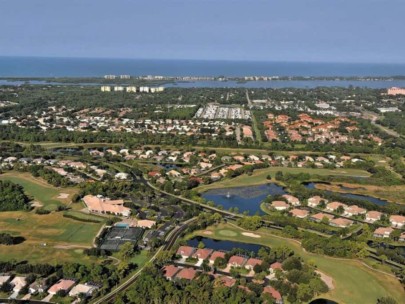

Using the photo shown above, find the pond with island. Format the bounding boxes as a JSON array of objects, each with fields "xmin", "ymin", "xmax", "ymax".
[{"xmin": 201, "ymin": 184, "xmax": 286, "ymax": 215}]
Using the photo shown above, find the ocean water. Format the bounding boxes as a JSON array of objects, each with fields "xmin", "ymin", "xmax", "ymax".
[{"xmin": 1, "ymin": 56, "xmax": 405, "ymax": 77}]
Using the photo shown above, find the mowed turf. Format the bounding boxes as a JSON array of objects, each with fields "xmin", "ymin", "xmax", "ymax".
[
  {"xmin": 197, "ymin": 167, "xmax": 371, "ymax": 192},
  {"xmin": 189, "ymin": 223, "xmax": 405, "ymax": 304},
  {"xmin": 0, "ymin": 211, "xmax": 103, "ymax": 263},
  {"xmin": 0, "ymin": 172, "xmax": 78, "ymax": 211}
]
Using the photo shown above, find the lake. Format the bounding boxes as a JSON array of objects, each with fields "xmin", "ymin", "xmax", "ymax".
[
  {"xmin": 201, "ymin": 183, "xmax": 286, "ymax": 214},
  {"xmin": 187, "ymin": 236, "xmax": 264, "ymax": 254},
  {"xmin": 304, "ymin": 182, "xmax": 389, "ymax": 206}
]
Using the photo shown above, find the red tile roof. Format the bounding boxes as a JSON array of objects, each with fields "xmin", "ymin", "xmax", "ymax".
[
  {"xmin": 176, "ymin": 268, "xmax": 197, "ymax": 280},
  {"xmin": 270, "ymin": 262, "xmax": 283, "ymax": 271},
  {"xmin": 263, "ymin": 286, "xmax": 282, "ymax": 301},
  {"xmin": 209, "ymin": 251, "xmax": 226, "ymax": 262},
  {"xmin": 177, "ymin": 246, "xmax": 195, "ymax": 257},
  {"xmin": 245, "ymin": 258, "xmax": 262, "ymax": 268},
  {"xmin": 193, "ymin": 248, "xmax": 213, "ymax": 260},
  {"xmin": 163, "ymin": 265, "xmax": 180, "ymax": 279},
  {"xmin": 228, "ymin": 255, "xmax": 246, "ymax": 266}
]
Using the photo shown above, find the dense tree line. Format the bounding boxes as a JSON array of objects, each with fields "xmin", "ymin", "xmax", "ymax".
[{"xmin": 0, "ymin": 180, "xmax": 30, "ymax": 211}]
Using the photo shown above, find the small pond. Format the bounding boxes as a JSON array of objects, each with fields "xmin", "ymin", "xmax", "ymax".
[
  {"xmin": 201, "ymin": 183, "xmax": 286, "ymax": 215},
  {"xmin": 304, "ymin": 182, "xmax": 389, "ymax": 206},
  {"xmin": 187, "ymin": 236, "xmax": 265, "ymax": 254}
]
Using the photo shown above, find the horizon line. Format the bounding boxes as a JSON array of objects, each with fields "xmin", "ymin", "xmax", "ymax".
[{"xmin": 1, "ymin": 55, "xmax": 405, "ymax": 66}]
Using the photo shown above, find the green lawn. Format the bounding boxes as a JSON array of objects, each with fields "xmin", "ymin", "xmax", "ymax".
[
  {"xmin": 130, "ymin": 250, "xmax": 150, "ymax": 267},
  {"xmin": 0, "ymin": 172, "xmax": 78, "ymax": 211},
  {"xmin": 188, "ymin": 223, "xmax": 404, "ymax": 304},
  {"xmin": 0, "ymin": 210, "xmax": 104, "ymax": 264},
  {"xmin": 197, "ymin": 167, "xmax": 371, "ymax": 192}
]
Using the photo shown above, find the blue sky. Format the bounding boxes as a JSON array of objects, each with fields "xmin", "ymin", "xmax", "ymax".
[{"xmin": 1, "ymin": 0, "xmax": 404, "ymax": 63}]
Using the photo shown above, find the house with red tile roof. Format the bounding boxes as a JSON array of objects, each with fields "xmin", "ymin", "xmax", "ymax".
[
  {"xmin": 326, "ymin": 201, "xmax": 347, "ymax": 212},
  {"xmin": 148, "ymin": 171, "xmax": 161, "ymax": 178},
  {"xmin": 209, "ymin": 251, "xmax": 226, "ymax": 264},
  {"xmin": 310, "ymin": 212, "xmax": 334, "ymax": 223},
  {"xmin": 176, "ymin": 246, "xmax": 195, "ymax": 259},
  {"xmin": 269, "ymin": 262, "xmax": 283, "ymax": 273},
  {"xmin": 289, "ymin": 209, "xmax": 309, "ymax": 219},
  {"xmin": 48, "ymin": 279, "xmax": 76, "ymax": 295},
  {"xmin": 365, "ymin": 211, "xmax": 383, "ymax": 223},
  {"xmin": 263, "ymin": 286, "xmax": 283, "ymax": 304},
  {"xmin": 344, "ymin": 205, "xmax": 367, "ymax": 217},
  {"xmin": 329, "ymin": 218, "xmax": 353, "ymax": 228},
  {"xmin": 228, "ymin": 256, "xmax": 247, "ymax": 268},
  {"xmin": 271, "ymin": 201, "xmax": 290, "ymax": 211},
  {"xmin": 308, "ymin": 196, "xmax": 328, "ymax": 208},
  {"xmin": 373, "ymin": 227, "xmax": 394, "ymax": 238},
  {"xmin": 390, "ymin": 215, "xmax": 405, "ymax": 228},
  {"xmin": 282, "ymin": 194, "xmax": 300, "ymax": 206},
  {"xmin": 192, "ymin": 248, "xmax": 213, "ymax": 262},
  {"xmin": 216, "ymin": 275, "xmax": 236, "ymax": 287},
  {"xmin": 83, "ymin": 195, "xmax": 131, "ymax": 217},
  {"xmin": 245, "ymin": 258, "xmax": 262, "ymax": 270},
  {"xmin": 176, "ymin": 268, "xmax": 197, "ymax": 280},
  {"xmin": 163, "ymin": 265, "xmax": 180, "ymax": 281}
]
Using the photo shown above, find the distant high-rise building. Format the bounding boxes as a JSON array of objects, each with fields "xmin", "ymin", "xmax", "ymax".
[
  {"xmin": 101, "ymin": 86, "xmax": 111, "ymax": 92},
  {"xmin": 114, "ymin": 86, "xmax": 124, "ymax": 92},
  {"xmin": 120, "ymin": 75, "xmax": 131, "ymax": 79},
  {"xmin": 104, "ymin": 75, "xmax": 116, "ymax": 79}
]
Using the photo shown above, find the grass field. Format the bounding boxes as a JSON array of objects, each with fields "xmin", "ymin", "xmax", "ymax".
[
  {"xmin": 197, "ymin": 167, "xmax": 371, "ymax": 192},
  {"xmin": 189, "ymin": 223, "xmax": 405, "ymax": 304},
  {"xmin": 0, "ymin": 172, "xmax": 78, "ymax": 211},
  {"xmin": 0, "ymin": 211, "xmax": 104, "ymax": 264}
]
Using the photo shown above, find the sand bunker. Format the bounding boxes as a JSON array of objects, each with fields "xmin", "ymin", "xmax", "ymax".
[
  {"xmin": 30, "ymin": 201, "xmax": 43, "ymax": 207},
  {"xmin": 57, "ymin": 193, "xmax": 69, "ymax": 199},
  {"xmin": 242, "ymin": 232, "xmax": 261, "ymax": 238},
  {"xmin": 203, "ymin": 230, "xmax": 213, "ymax": 235},
  {"xmin": 315, "ymin": 270, "xmax": 334, "ymax": 290}
]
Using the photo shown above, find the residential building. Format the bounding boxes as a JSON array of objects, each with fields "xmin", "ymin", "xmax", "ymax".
[
  {"xmin": 48, "ymin": 279, "xmax": 75, "ymax": 295},
  {"xmin": 365, "ymin": 211, "xmax": 383, "ymax": 223},
  {"xmin": 209, "ymin": 251, "xmax": 226, "ymax": 264},
  {"xmin": 83, "ymin": 195, "xmax": 131, "ymax": 217},
  {"xmin": 307, "ymin": 196, "xmax": 327, "ymax": 208},
  {"xmin": 245, "ymin": 258, "xmax": 262, "ymax": 270},
  {"xmin": 326, "ymin": 202, "xmax": 347, "ymax": 212},
  {"xmin": 269, "ymin": 262, "xmax": 283, "ymax": 274},
  {"xmin": 290, "ymin": 209, "xmax": 309, "ymax": 219},
  {"xmin": 228, "ymin": 256, "xmax": 247, "ymax": 268},
  {"xmin": 282, "ymin": 194, "xmax": 300, "ymax": 206},
  {"xmin": 192, "ymin": 248, "xmax": 213, "ymax": 262},
  {"xmin": 263, "ymin": 286, "xmax": 283, "ymax": 304},
  {"xmin": 344, "ymin": 205, "xmax": 366, "ymax": 217},
  {"xmin": 163, "ymin": 265, "xmax": 180, "ymax": 281},
  {"xmin": 373, "ymin": 227, "xmax": 394, "ymax": 238},
  {"xmin": 10, "ymin": 277, "xmax": 26, "ymax": 292},
  {"xmin": 271, "ymin": 201, "xmax": 290, "ymax": 211},
  {"xmin": 387, "ymin": 87, "xmax": 405, "ymax": 96},
  {"xmin": 69, "ymin": 283, "xmax": 98, "ymax": 297},
  {"xmin": 176, "ymin": 268, "xmax": 197, "ymax": 280},
  {"xmin": 310, "ymin": 213, "xmax": 334, "ymax": 223},
  {"xmin": 176, "ymin": 246, "xmax": 195, "ymax": 259},
  {"xmin": 390, "ymin": 215, "xmax": 405, "ymax": 228},
  {"xmin": 329, "ymin": 218, "xmax": 353, "ymax": 228}
]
